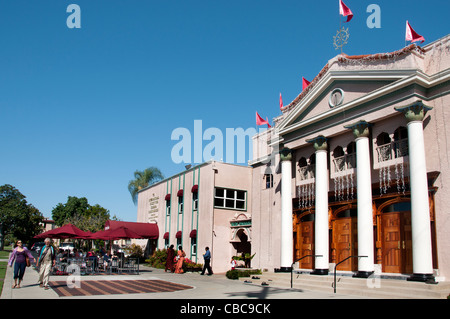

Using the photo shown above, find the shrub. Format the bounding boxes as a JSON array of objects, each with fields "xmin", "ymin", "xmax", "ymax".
[
  {"xmin": 145, "ymin": 249, "xmax": 203, "ymax": 270},
  {"xmin": 146, "ymin": 249, "xmax": 167, "ymax": 269},
  {"xmin": 125, "ymin": 243, "xmax": 144, "ymax": 262},
  {"xmin": 226, "ymin": 270, "xmax": 240, "ymax": 280},
  {"xmin": 226, "ymin": 268, "xmax": 262, "ymax": 280}
]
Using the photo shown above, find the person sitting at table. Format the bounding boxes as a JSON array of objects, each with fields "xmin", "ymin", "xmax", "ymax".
[
  {"xmin": 85, "ymin": 249, "xmax": 97, "ymax": 271},
  {"xmin": 100, "ymin": 250, "xmax": 110, "ymax": 271},
  {"xmin": 73, "ymin": 248, "xmax": 81, "ymax": 258},
  {"xmin": 57, "ymin": 249, "xmax": 67, "ymax": 263}
]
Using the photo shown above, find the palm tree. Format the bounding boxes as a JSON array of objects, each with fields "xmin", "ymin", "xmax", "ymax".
[{"xmin": 128, "ymin": 167, "xmax": 164, "ymax": 204}]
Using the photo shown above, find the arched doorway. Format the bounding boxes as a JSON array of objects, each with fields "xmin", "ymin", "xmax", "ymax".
[
  {"xmin": 232, "ymin": 228, "xmax": 251, "ymax": 256},
  {"xmin": 379, "ymin": 199, "xmax": 413, "ymax": 274}
]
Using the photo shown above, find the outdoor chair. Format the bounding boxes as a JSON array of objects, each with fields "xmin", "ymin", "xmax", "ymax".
[
  {"xmin": 97, "ymin": 257, "xmax": 104, "ymax": 272},
  {"xmin": 52, "ymin": 260, "xmax": 67, "ymax": 275},
  {"xmin": 122, "ymin": 258, "xmax": 139, "ymax": 274},
  {"xmin": 109, "ymin": 258, "xmax": 119, "ymax": 274},
  {"xmin": 85, "ymin": 259, "xmax": 96, "ymax": 274}
]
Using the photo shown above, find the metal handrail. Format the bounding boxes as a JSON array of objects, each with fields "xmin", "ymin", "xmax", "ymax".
[
  {"xmin": 333, "ymin": 255, "xmax": 367, "ymax": 293},
  {"xmin": 290, "ymin": 255, "xmax": 323, "ymax": 288}
]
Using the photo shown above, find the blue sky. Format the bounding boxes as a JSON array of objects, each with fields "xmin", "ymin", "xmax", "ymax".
[{"xmin": 1, "ymin": 0, "xmax": 448, "ymax": 222}]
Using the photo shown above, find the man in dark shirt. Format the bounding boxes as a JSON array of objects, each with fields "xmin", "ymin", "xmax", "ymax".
[{"xmin": 201, "ymin": 247, "xmax": 213, "ymax": 275}]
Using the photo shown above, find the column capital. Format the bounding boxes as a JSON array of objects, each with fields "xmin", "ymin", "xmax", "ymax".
[
  {"xmin": 279, "ymin": 147, "xmax": 292, "ymax": 161},
  {"xmin": 344, "ymin": 120, "xmax": 372, "ymax": 139},
  {"xmin": 395, "ymin": 100, "xmax": 433, "ymax": 122},
  {"xmin": 306, "ymin": 135, "xmax": 328, "ymax": 151}
]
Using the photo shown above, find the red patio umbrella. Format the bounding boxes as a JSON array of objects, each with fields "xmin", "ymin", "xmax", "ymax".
[
  {"xmin": 34, "ymin": 223, "xmax": 91, "ymax": 239},
  {"xmin": 88, "ymin": 226, "xmax": 144, "ymax": 240}
]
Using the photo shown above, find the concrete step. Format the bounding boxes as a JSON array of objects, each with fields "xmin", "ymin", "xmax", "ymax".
[{"xmin": 239, "ymin": 272, "xmax": 450, "ymax": 299}]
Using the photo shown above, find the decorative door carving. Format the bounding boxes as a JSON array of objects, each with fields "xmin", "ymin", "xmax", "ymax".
[{"xmin": 335, "ymin": 217, "xmax": 357, "ymax": 271}]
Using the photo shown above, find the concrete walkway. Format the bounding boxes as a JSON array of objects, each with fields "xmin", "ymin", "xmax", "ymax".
[{"xmin": 1, "ymin": 261, "xmax": 363, "ymax": 299}]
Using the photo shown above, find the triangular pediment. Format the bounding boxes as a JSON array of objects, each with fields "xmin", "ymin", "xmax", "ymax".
[{"xmin": 277, "ymin": 69, "xmax": 420, "ymax": 135}]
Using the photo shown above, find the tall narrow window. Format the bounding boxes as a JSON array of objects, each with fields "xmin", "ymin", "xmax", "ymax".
[
  {"xmin": 191, "ymin": 237, "xmax": 197, "ymax": 256},
  {"xmin": 166, "ymin": 199, "xmax": 171, "ymax": 216},
  {"xmin": 264, "ymin": 174, "xmax": 273, "ymax": 189},
  {"xmin": 178, "ymin": 196, "xmax": 184, "ymax": 214},
  {"xmin": 193, "ymin": 192, "xmax": 198, "ymax": 210}
]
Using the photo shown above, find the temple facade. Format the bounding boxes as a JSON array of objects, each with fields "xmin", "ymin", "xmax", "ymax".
[{"xmin": 250, "ymin": 35, "xmax": 450, "ymax": 281}]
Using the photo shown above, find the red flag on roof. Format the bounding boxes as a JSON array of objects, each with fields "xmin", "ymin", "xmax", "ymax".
[
  {"xmin": 405, "ymin": 21, "xmax": 425, "ymax": 44},
  {"xmin": 339, "ymin": 0, "xmax": 353, "ymax": 22},
  {"xmin": 256, "ymin": 112, "xmax": 271, "ymax": 128},
  {"xmin": 279, "ymin": 93, "xmax": 283, "ymax": 111},
  {"xmin": 302, "ymin": 77, "xmax": 310, "ymax": 91}
]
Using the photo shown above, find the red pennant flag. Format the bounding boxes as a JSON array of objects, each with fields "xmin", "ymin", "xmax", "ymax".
[
  {"xmin": 339, "ymin": 0, "xmax": 353, "ymax": 22},
  {"xmin": 302, "ymin": 77, "xmax": 310, "ymax": 91},
  {"xmin": 279, "ymin": 93, "xmax": 283, "ymax": 110},
  {"xmin": 405, "ymin": 21, "xmax": 425, "ymax": 44},
  {"xmin": 256, "ymin": 112, "xmax": 271, "ymax": 128}
]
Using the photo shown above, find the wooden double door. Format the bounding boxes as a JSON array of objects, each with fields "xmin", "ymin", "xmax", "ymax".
[
  {"xmin": 295, "ymin": 220, "xmax": 315, "ymax": 269},
  {"xmin": 294, "ymin": 209, "xmax": 414, "ymax": 274},
  {"xmin": 295, "ymin": 216, "xmax": 358, "ymax": 271},
  {"xmin": 381, "ymin": 211, "xmax": 413, "ymax": 274},
  {"xmin": 334, "ymin": 217, "xmax": 358, "ymax": 271}
]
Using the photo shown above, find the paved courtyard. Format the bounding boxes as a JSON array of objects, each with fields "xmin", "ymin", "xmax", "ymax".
[{"xmin": 1, "ymin": 262, "xmax": 361, "ymax": 300}]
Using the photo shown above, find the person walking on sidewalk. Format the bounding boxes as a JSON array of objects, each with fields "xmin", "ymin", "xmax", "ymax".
[
  {"xmin": 8, "ymin": 240, "xmax": 35, "ymax": 289},
  {"xmin": 165, "ymin": 245, "xmax": 175, "ymax": 272},
  {"xmin": 201, "ymin": 247, "xmax": 213, "ymax": 275},
  {"xmin": 37, "ymin": 238, "xmax": 56, "ymax": 290}
]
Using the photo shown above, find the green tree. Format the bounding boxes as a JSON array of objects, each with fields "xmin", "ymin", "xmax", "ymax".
[
  {"xmin": 0, "ymin": 184, "xmax": 44, "ymax": 249},
  {"xmin": 52, "ymin": 196, "xmax": 89, "ymax": 227},
  {"xmin": 128, "ymin": 167, "xmax": 164, "ymax": 204},
  {"xmin": 52, "ymin": 196, "xmax": 110, "ymax": 232}
]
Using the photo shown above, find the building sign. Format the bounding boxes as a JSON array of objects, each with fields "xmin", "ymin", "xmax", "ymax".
[{"xmin": 148, "ymin": 196, "xmax": 159, "ymax": 223}]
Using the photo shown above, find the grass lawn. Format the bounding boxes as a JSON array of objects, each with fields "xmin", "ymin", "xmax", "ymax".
[
  {"xmin": 0, "ymin": 250, "xmax": 11, "ymax": 295},
  {"xmin": 0, "ymin": 261, "xmax": 7, "ymax": 295}
]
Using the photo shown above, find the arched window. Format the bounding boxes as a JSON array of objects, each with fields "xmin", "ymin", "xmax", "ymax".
[
  {"xmin": 377, "ymin": 132, "xmax": 391, "ymax": 146},
  {"xmin": 346, "ymin": 141, "xmax": 356, "ymax": 168},
  {"xmin": 376, "ymin": 132, "xmax": 392, "ymax": 162},
  {"xmin": 347, "ymin": 141, "xmax": 356, "ymax": 154},
  {"xmin": 393, "ymin": 127, "xmax": 408, "ymax": 158},
  {"xmin": 333, "ymin": 146, "xmax": 345, "ymax": 172},
  {"xmin": 298, "ymin": 157, "xmax": 308, "ymax": 180},
  {"xmin": 308, "ymin": 154, "xmax": 316, "ymax": 178},
  {"xmin": 333, "ymin": 146, "xmax": 345, "ymax": 157},
  {"xmin": 297, "ymin": 155, "xmax": 315, "ymax": 180},
  {"xmin": 309, "ymin": 153, "xmax": 316, "ymax": 166}
]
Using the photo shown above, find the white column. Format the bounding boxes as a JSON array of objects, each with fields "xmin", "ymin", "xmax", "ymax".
[
  {"xmin": 307, "ymin": 136, "xmax": 329, "ymax": 275},
  {"xmin": 356, "ymin": 136, "xmax": 375, "ymax": 276},
  {"xmin": 408, "ymin": 121, "xmax": 433, "ymax": 277},
  {"xmin": 396, "ymin": 101, "xmax": 434, "ymax": 282},
  {"xmin": 315, "ymin": 150, "xmax": 329, "ymax": 273},
  {"xmin": 280, "ymin": 148, "xmax": 293, "ymax": 271},
  {"xmin": 345, "ymin": 121, "xmax": 375, "ymax": 277}
]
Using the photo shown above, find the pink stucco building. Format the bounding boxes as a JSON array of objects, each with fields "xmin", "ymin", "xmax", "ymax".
[{"xmin": 137, "ymin": 161, "xmax": 252, "ymax": 273}]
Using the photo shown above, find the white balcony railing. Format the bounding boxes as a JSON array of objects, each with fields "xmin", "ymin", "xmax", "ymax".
[
  {"xmin": 298, "ymin": 164, "xmax": 315, "ymax": 181},
  {"xmin": 332, "ymin": 153, "xmax": 356, "ymax": 173},
  {"xmin": 376, "ymin": 139, "xmax": 409, "ymax": 163}
]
